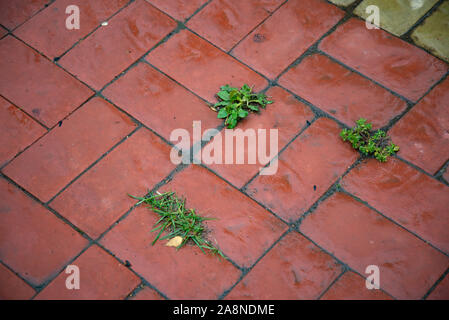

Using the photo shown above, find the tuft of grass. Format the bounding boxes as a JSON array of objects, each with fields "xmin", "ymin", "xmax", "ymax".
[
  {"xmin": 129, "ymin": 191, "xmax": 225, "ymax": 258},
  {"xmin": 340, "ymin": 118, "xmax": 399, "ymax": 162},
  {"xmin": 211, "ymin": 84, "xmax": 272, "ymax": 129}
]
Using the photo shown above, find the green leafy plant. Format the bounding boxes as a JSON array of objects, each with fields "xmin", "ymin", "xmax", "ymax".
[
  {"xmin": 129, "ymin": 191, "xmax": 225, "ymax": 258},
  {"xmin": 340, "ymin": 118, "xmax": 399, "ymax": 162},
  {"xmin": 212, "ymin": 84, "xmax": 272, "ymax": 129}
]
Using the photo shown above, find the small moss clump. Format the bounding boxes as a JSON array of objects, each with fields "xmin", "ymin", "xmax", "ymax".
[{"xmin": 340, "ymin": 118, "xmax": 399, "ymax": 162}]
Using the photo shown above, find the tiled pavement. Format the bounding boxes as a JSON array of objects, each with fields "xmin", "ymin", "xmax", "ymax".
[{"xmin": 0, "ymin": 0, "xmax": 448, "ymax": 300}]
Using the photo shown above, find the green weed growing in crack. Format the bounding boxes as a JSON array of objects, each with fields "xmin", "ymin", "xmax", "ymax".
[
  {"xmin": 129, "ymin": 191, "xmax": 225, "ymax": 258},
  {"xmin": 340, "ymin": 118, "xmax": 399, "ymax": 162},
  {"xmin": 211, "ymin": 84, "xmax": 272, "ymax": 129}
]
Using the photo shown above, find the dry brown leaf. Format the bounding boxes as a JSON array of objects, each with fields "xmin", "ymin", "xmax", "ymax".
[{"xmin": 166, "ymin": 236, "xmax": 183, "ymax": 248}]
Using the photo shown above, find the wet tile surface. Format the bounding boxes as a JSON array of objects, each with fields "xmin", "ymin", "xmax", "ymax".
[
  {"xmin": 279, "ymin": 53, "xmax": 408, "ymax": 128},
  {"xmin": 0, "ymin": 178, "xmax": 88, "ymax": 286},
  {"xmin": 389, "ymin": 78, "xmax": 449, "ymax": 174},
  {"xmin": 3, "ymin": 98, "xmax": 136, "ymax": 202},
  {"xmin": 354, "ymin": 0, "xmax": 438, "ymax": 36},
  {"xmin": 320, "ymin": 271, "xmax": 393, "ymax": 300},
  {"xmin": 232, "ymin": 0, "xmax": 345, "ymax": 79},
  {"xmin": 1, "ymin": 0, "xmax": 448, "ymax": 300},
  {"xmin": 246, "ymin": 118, "xmax": 358, "ymax": 222},
  {"xmin": 15, "ymin": 0, "xmax": 129, "ymax": 59},
  {"xmin": 204, "ymin": 86, "xmax": 314, "ymax": 188},
  {"xmin": 187, "ymin": 0, "xmax": 284, "ymax": 51},
  {"xmin": 102, "ymin": 62, "xmax": 221, "ymax": 144},
  {"xmin": 0, "ymin": 36, "xmax": 93, "ymax": 127},
  {"xmin": 301, "ymin": 192, "xmax": 449, "ymax": 299},
  {"xmin": 225, "ymin": 232, "xmax": 342, "ymax": 299},
  {"xmin": 100, "ymin": 206, "xmax": 241, "ymax": 299},
  {"xmin": 0, "ymin": 263, "xmax": 35, "ymax": 300},
  {"xmin": 59, "ymin": 0, "xmax": 177, "ymax": 90},
  {"xmin": 146, "ymin": 0, "xmax": 208, "ymax": 21},
  {"xmin": 320, "ymin": 18, "xmax": 448, "ymax": 102},
  {"xmin": 342, "ymin": 158, "xmax": 449, "ymax": 253},
  {"xmin": 0, "ymin": 96, "xmax": 46, "ymax": 167},
  {"xmin": 35, "ymin": 245, "xmax": 140, "ymax": 299},
  {"xmin": 146, "ymin": 29, "xmax": 268, "ymax": 102},
  {"xmin": 50, "ymin": 128, "xmax": 176, "ymax": 239}
]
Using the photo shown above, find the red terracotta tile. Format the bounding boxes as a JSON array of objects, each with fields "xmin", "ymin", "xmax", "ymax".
[
  {"xmin": 427, "ymin": 274, "xmax": 449, "ymax": 300},
  {"xmin": 301, "ymin": 192, "xmax": 449, "ymax": 299},
  {"xmin": 146, "ymin": 30, "xmax": 268, "ymax": 102},
  {"xmin": 160, "ymin": 165, "xmax": 287, "ymax": 267},
  {"xmin": 232, "ymin": 0, "xmax": 344, "ymax": 79},
  {"xmin": 279, "ymin": 54, "xmax": 407, "ymax": 128},
  {"xmin": 204, "ymin": 86, "xmax": 314, "ymax": 188},
  {"xmin": 131, "ymin": 286, "xmax": 165, "ymax": 300},
  {"xmin": 147, "ymin": 0, "xmax": 207, "ymax": 21},
  {"xmin": 246, "ymin": 118, "xmax": 358, "ymax": 222},
  {"xmin": 35, "ymin": 245, "xmax": 140, "ymax": 300},
  {"xmin": 0, "ymin": 263, "xmax": 35, "ymax": 300},
  {"xmin": 15, "ymin": 0, "xmax": 129, "ymax": 59},
  {"xmin": 321, "ymin": 271, "xmax": 393, "ymax": 300},
  {"xmin": 0, "ymin": 179, "xmax": 88, "ymax": 286},
  {"xmin": 102, "ymin": 62, "xmax": 221, "ymax": 143},
  {"xmin": 59, "ymin": 0, "xmax": 176, "ymax": 90},
  {"xmin": 187, "ymin": 0, "xmax": 283, "ymax": 51},
  {"xmin": 225, "ymin": 232, "xmax": 341, "ymax": 299},
  {"xmin": 0, "ymin": 96, "xmax": 46, "ymax": 167},
  {"xmin": 51, "ymin": 128, "xmax": 176, "ymax": 239},
  {"xmin": 0, "ymin": 0, "xmax": 48, "ymax": 29},
  {"xmin": 389, "ymin": 78, "xmax": 449, "ymax": 174},
  {"xmin": 342, "ymin": 158, "xmax": 449, "ymax": 253},
  {"xmin": 100, "ymin": 206, "xmax": 241, "ymax": 299},
  {"xmin": 320, "ymin": 18, "xmax": 448, "ymax": 102},
  {"xmin": 0, "ymin": 36, "xmax": 93, "ymax": 127},
  {"xmin": 3, "ymin": 97, "xmax": 136, "ymax": 202}
]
